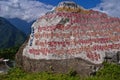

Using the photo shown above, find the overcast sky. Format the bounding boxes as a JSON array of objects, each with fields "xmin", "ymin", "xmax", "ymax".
[{"xmin": 0, "ymin": 0, "xmax": 120, "ymax": 22}]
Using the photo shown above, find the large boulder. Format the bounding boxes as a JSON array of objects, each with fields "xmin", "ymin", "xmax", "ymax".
[{"xmin": 16, "ymin": 1, "xmax": 120, "ymax": 76}]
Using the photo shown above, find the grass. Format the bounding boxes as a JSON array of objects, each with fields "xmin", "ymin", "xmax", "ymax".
[{"xmin": 0, "ymin": 62, "xmax": 120, "ymax": 80}]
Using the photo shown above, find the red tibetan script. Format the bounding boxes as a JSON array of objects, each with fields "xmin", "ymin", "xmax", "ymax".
[{"xmin": 87, "ymin": 52, "xmax": 100, "ymax": 61}]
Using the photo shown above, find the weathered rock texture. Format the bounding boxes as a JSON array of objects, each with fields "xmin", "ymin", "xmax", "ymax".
[{"xmin": 16, "ymin": 1, "xmax": 120, "ymax": 75}]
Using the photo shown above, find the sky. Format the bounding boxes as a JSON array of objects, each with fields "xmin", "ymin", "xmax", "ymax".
[
  {"xmin": 0, "ymin": 0, "xmax": 120, "ymax": 22},
  {"xmin": 38, "ymin": 0, "xmax": 101, "ymax": 9}
]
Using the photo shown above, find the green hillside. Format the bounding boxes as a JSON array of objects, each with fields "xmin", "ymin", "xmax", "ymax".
[{"xmin": 0, "ymin": 17, "xmax": 26, "ymax": 49}]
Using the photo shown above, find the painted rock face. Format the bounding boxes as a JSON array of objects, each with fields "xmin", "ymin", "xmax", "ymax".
[{"xmin": 23, "ymin": 1, "xmax": 120, "ymax": 64}]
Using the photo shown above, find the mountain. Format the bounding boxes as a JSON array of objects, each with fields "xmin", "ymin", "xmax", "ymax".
[
  {"xmin": 8, "ymin": 18, "xmax": 34, "ymax": 35},
  {"xmin": 0, "ymin": 17, "xmax": 26, "ymax": 49},
  {"xmin": 16, "ymin": 1, "xmax": 120, "ymax": 76}
]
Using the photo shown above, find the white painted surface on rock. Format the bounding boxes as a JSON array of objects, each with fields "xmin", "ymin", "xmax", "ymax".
[{"xmin": 23, "ymin": 1, "xmax": 120, "ymax": 64}]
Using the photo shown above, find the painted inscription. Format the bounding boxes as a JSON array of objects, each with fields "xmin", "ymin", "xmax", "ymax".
[{"xmin": 23, "ymin": 11, "xmax": 120, "ymax": 64}]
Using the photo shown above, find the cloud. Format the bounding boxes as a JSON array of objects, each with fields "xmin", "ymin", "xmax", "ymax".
[
  {"xmin": 0, "ymin": 0, "xmax": 53, "ymax": 22},
  {"xmin": 93, "ymin": 0, "xmax": 120, "ymax": 18}
]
